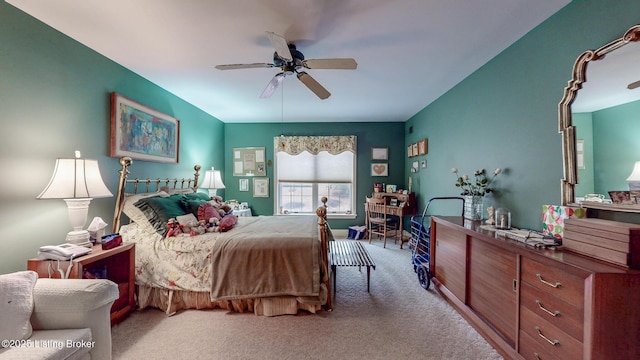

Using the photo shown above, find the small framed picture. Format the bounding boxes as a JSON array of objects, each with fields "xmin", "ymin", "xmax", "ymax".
[
  {"xmin": 371, "ymin": 163, "xmax": 388, "ymax": 176},
  {"xmin": 421, "ymin": 160, "xmax": 427, "ymax": 168},
  {"xmin": 418, "ymin": 139, "xmax": 428, "ymax": 155},
  {"xmin": 253, "ymin": 178, "xmax": 269, "ymax": 197},
  {"xmin": 390, "ymin": 198, "xmax": 398, "ymax": 206},
  {"xmin": 371, "ymin": 147, "xmax": 389, "ymax": 160},
  {"xmin": 408, "ymin": 145, "xmax": 414, "ymax": 158},
  {"xmin": 412, "ymin": 143, "xmax": 418, "ymax": 156},
  {"xmin": 239, "ymin": 178, "xmax": 249, "ymax": 192},
  {"xmin": 386, "ymin": 184, "xmax": 397, "ymax": 193},
  {"xmin": 411, "ymin": 161, "xmax": 419, "ymax": 173}
]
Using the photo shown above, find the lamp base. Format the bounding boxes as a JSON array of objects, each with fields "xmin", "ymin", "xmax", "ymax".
[{"xmin": 66, "ymin": 230, "xmax": 92, "ymax": 248}]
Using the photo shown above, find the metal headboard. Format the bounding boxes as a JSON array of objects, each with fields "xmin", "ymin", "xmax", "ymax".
[{"xmin": 112, "ymin": 156, "xmax": 201, "ymax": 233}]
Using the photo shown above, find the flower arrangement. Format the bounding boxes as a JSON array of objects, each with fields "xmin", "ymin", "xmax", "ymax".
[{"xmin": 451, "ymin": 167, "xmax": 502, "ymax": 196}]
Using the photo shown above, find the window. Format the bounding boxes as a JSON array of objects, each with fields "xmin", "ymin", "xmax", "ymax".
[{"xmin": 274, "ymin": 136, "xmax": 356, "ymax": 217}]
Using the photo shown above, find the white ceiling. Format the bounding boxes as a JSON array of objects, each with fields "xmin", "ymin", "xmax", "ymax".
[{"xmin": 6, "ymin": 0, "xmax": 570, "ymax": 123}]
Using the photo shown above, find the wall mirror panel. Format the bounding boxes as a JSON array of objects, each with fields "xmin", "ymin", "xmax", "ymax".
[{"xmin": 559, "ymin": 24, "xmax": 640, "ymax": 212}]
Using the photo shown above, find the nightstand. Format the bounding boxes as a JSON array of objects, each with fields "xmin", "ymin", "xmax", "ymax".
[
  {"xmin": 233, "ymin": 208, "xmax": 252, "ymax": 217},
  {"xmin": 27, "ymin": 243, "xmax": 135, "ymax": 325}
]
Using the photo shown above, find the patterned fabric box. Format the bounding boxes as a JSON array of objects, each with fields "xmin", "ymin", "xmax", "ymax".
[{"xmin": 542, "ymin": 205, "xmax": 587, "ymax": 239}]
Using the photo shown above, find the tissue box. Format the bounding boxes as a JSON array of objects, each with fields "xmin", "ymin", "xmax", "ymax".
[
  {"xmin": 542, "ymin": 205, "xmax": 587, "ymax": 239},
  {"xmin": 89, "ymin": 228, "xmax": 106, "ymax": 244}
]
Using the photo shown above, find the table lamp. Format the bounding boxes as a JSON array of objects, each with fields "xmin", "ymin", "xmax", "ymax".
[
  {"xmin": 37, "ymin": 151, "xmax": 113, "ymax": 247},
  {"xmin": 627, "ymin": 161, "xmax": 640, "ymax": 190},
  {"xmin": 200, "ymin": 167, "xmax": 226, "ymax": 197}
]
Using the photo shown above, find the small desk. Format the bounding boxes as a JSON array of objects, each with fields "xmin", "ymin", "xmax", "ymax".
[{"xmin": 368, "ymin": 192, "xmax": 417, "ymax": 248}]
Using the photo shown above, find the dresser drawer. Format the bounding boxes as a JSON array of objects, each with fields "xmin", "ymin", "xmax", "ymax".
[
  {"xmin": 521, "ymin": 257, "xmax": 584, "ymax": 305},
  {"xmin": 519, "ymin": 330, "xmax": 567, "ymax": 360},
  {"xmin": 520, "ymin": 306, "xmax": 583, "ymax": 360},
  {"xmin": 520, "ymin": 281, "xmax": 583, "ymax": 341}
]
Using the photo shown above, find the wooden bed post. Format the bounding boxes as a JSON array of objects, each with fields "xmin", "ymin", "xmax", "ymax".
[
  {"xmin": 317, "ymin": 198, "xmax": 332, "ymax": 311},
  {"xmin": 112, "ymin": 157, "xmax": 132, "ymax": 233}
]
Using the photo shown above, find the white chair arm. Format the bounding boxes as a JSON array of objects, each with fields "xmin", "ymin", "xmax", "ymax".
[{"xmin": 30, "ymin": 279, "xmax": 119, "ymax": 360}]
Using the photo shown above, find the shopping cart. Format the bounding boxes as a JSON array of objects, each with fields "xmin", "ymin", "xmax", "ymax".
[{"xmin": 410, "ymin": 197, "xmax": 464, "ymax": 289}]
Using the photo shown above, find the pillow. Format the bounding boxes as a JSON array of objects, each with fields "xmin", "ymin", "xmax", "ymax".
[
  {"xmin": 219, "ymin": 215, "xmax": 238, "ymax": 232},
  {"xmin": 198, "ymin": 202, "xmax": 220, "ymax": 221},
  {"xmin": 122, "ymin": 191, "xmax": 169, "ymax": 232},
  {"xmin": 162, "ymin": 187, "xmax": 195, "ymax": 195},
  {"xmin": 182, "ymin": 192, "xmax": 211, "ymax": 202},
  {"xmin": 176, "ymin": 213, "xmax": 198, "ymax": 226},
  {"xmin": 183, "ymin": 199, "xmax": 209, "ymax": 217},
  {"xmin": 0, "ymin": 271, "xmax": 38, "ymax": 345},
  {"xmin": 135, "ymin": 194, "xmax": 189, "ymax": 236}
]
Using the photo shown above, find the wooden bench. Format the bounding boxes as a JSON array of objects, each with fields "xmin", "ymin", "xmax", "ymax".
[{"xmin": 329, "ymin": 240, "xmax": 376, "ymax": 295}]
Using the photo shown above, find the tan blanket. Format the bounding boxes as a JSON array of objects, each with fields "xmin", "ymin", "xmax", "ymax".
[{"xmin": 210, "ymin": 215, "xmax": 321, "ymax": 301}]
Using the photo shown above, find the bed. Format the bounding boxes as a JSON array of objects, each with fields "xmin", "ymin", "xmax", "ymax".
[{"xmin": 111, "ymin": 157, "xmax": 333, "ymax": 316}]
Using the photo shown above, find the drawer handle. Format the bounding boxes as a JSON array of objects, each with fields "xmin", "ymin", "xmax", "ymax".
[
  {"xmin": 536, "ymin": 300, "xmax": 561, "ymax": 317},
  {"xmin": 535, "ymin": 326, "xmax": 559, "ymax": 346},
  {"xmin": 536, "ymin": 274, "xmax": 562, "ymax": 288}
]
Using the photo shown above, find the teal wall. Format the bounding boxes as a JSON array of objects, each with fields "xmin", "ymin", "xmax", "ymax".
[
  {"xmin": 0, "ymin": 3, "xmax": 224, "ymax": 273},
  {"xmin": 224, "ymin": 122, "xmax": 406, "ymax": 229},
  {"xmin": 405, "ymin": 0, "xmax": 640, "ymax": 230},
  {"xmin": 592, "ymin": 99, "xmax": 640, "ymax": 194}
]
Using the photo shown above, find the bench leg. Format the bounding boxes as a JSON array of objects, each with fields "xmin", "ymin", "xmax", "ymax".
[
  {"xmin": 331, "ymin": 265, "xmax": 337, "ymax": 298},
  {"xmin": 367, "ymin": 266, "xmax": 371, "ymax": 292}
]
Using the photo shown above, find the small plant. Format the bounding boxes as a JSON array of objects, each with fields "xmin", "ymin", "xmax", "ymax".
[{"xmin": 451, "ymin": 167, "xmax": 502, "ymax": 196}]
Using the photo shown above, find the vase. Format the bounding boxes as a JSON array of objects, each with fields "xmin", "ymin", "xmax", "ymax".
[{"xmin": 463, "ymin": 195, "xmax": 484, "ymax": 220}]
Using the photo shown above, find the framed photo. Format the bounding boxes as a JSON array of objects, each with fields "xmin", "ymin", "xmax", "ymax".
[
  {"xmin": 371, "ymin": 163, "xmax": 388, "ymax": 177},
  {"xmin": 110, "ymin": 92, "xmax": 180, "ymax": 163},
  {"xmin": 412, "ymin": 143, "xmax": 418, "ymax": 157},
  {"xmin": 233, "ymin": 147, "xmax": 266, "ymax": 176},
  {"xmin": 390, "ymin": 198, "xmax": 398, "ymax": 206},
  {"xmin": 411, "ymin": 161, "xmax": 419, "ymax": 173},
  {"xmin": 386, "ymin": 184, "xmax": 397, "ymax": 193},
  {"xmin": 253, "ymin": 177, "xmax": 269, "ymax": 197},
  {"xmin": 371, "ymin": 147, "xmax": 389, "ymax": 160},
  {"xmin": 239, "ymin": 178, "xmax": 249, "ymax": 192},
  {"xmin": 421, "ymin": 160, "xmax": 427, "ymax": 168},
  {"xmin": 408, "ymin": 145, "xmax": 413, "ymax": 157},
  {"xmin": 418, "ymin": 139, "xmax": 428, "ymax": 155}
]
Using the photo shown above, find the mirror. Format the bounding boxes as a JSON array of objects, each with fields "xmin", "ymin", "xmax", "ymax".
[{"xmin": 559, "ymin": 24, "xmax": 640, "ymax": 212}]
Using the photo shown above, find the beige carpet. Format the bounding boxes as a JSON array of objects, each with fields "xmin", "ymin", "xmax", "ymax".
[{"xmin": 111, "ymin": 239, "xmax": 503, "ymax": 360}]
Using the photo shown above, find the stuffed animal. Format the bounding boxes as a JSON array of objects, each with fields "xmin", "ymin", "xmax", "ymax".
[
  {"xmin": 218, "ymin": 215, "xmax": 238, "ymax": 232},
  {"xmin": 166, "ymin": 218, "xmax": 183, "ymax": 237},
  {"xmin": 206, "ymin": 217, "xmax": 220, "ymax": 232},
  {"xmin": 183, "ymin": 219, "xmax": 206, "ymax": 236}
]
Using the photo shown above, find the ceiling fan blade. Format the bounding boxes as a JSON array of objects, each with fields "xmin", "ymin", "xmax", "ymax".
[
  {"xmin": 303, "ymin": 58, "xmax": 358, "ymax": 70},
  {"xmin": 628, "ymin": 80, "xmax": 640, "ymax": 90},
  {"xmin": 265, "ymin": 31, "xmax": 292, "ymax": 61},
  {"xmin": 297, "ymin": 71, "xmax": 331, "ymax": 100},
  {"xmin": 260, "ymin": 73, "xmax": 285, "ymax": 99},
  {"xmin": 215, "ymin": 63, "xmax": 273, "ymax": 70}
]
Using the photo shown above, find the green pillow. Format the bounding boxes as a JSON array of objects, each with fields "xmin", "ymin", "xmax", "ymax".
[
  {"xmin": 135, "ymin": 194, "xmax": 189, "ymax": 235},
  {"xmin": 183, "ymin": 199, "xmax": 209, "ymax": 217},
  {"xmin": 182, "ymin": 192, "xmax": 211, "ymax": 202}
]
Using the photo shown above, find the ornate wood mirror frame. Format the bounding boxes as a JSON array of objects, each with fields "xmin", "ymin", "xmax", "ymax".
[{"xmin": 559, "ymin": 24, "xmax": 640, "ymax": 212}]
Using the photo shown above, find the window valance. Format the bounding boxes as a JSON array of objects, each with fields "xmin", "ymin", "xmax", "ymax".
[{"xmin": 274, "ymin": 135, "xmax": 356, "ymax": 155}]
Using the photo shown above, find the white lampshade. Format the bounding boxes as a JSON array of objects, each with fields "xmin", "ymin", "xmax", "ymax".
[
  {"xmin": 627, "ymin": 161, "xmax": 640, "ymax": 190},
  {"xmin": 200, "ymin": 167, "xmax": 225, "ymax": 197},
  {"xmin": 37, "ymin": 153, "xmax": 113, "ymax": 246}
]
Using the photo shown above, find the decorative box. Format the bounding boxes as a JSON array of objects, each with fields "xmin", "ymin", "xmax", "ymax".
[
  {"xmin": 541, "ymin": 205, "xmax": 587, "ymax": 239},
  {"xmin": 563, "ymin": 218, "xmax": 640, "ymax": 268}
]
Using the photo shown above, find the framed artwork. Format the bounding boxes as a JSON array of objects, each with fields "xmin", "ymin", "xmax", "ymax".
[
  {"xmin": 407, "ymin": 145, "xmax": 413, "ymax": 157},
  {"xmin": 411, "ymin": 161, "xmax": 419, "ymax": 173},
  {"xmin": 371, "ymin": 163, "xmax": 388, "ymax": 176},
  {"xmin": 253, "ymin": 177, "xmax": 269, "ymax": 197},
  {"xmin": 239, "ymin": 178, "xmax": 249, "ymax": 192},
  {"xmin": 418, "ymin": 139, "xmax": 428, "ymax": 155},
  {"xmin": 386, "ymin": 184, "xmax": 397, "ymax": 193},
  {"xmin": 233, "ymin": 147, "xmax": 266, "ymax": 176},
  {"xmin": 390, "ymin": 198, "xmax": 398, "ymax": 206},
  {"xmin": 371, "ymin": 147, "xmax": 389, "ymax": 160},
  {"xmin": 412, "ymin": 143, "xmax": 418, "ymax": 156},
  {"xmin": 421, "ymin": 160, "xmax": 427, "ymax": 168},
  {"xmin": 110, "ymin": 92, "xmax": 180, "ymax": 163}
]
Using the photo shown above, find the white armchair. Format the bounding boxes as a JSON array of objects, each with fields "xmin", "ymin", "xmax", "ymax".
[{"xmin": 0, "ymin": 272, "xmax": 119, "ymax": 360}]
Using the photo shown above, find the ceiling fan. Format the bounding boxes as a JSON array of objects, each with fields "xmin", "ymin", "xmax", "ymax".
[{"xmin": 215, "ymin": 31, "xmax": 357, "ymax": 100}]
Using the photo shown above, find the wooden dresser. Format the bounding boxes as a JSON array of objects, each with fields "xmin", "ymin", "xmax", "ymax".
[{"xmin": 430, "ymin": 216, "xmax": 640, "ymax": 360}]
